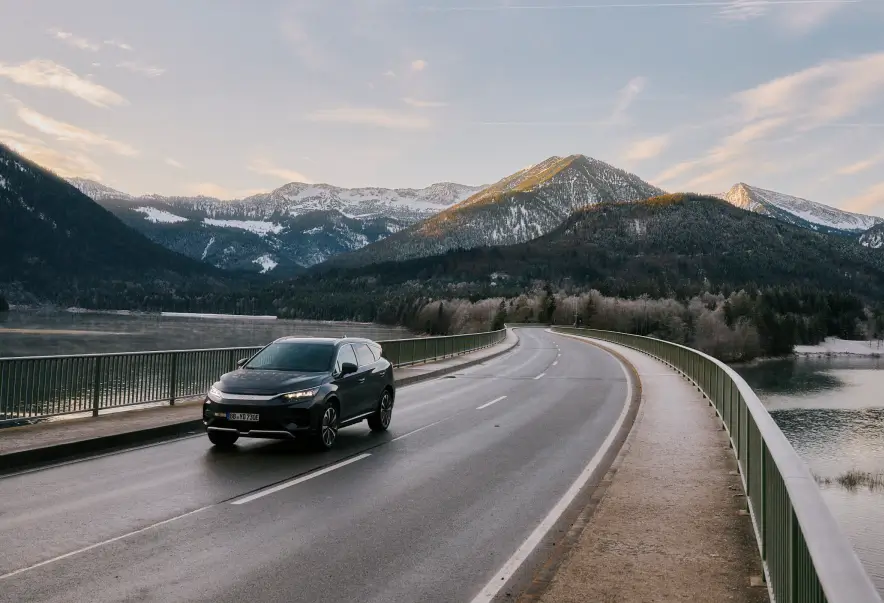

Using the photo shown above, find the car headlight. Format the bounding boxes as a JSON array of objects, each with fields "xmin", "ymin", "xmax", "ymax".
[
  {"xmin": 207, "ymin": 386, "xmax": 223, "ymax": 402},
  {"xmin": 282, "ymin": 387, "xmax": 319, "ymax": 400}
]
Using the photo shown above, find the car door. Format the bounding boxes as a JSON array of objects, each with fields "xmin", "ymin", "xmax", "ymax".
[
  {"xmin": 333, "ymin": 344, "xmax": 362, "ymax": 421},
  {"xmin": 352, "ymin": 343, "xmax": 382, "ymax": 415}
]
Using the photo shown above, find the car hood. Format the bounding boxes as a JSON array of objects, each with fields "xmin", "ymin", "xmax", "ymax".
[{"xmin": 216, "ymin": 370, "xmax": 328, "ymax": 396}]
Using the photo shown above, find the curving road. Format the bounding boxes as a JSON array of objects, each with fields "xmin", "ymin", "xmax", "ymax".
[{"xmin": 0, "ymin": 328, "xmax": 632, "ymax": 603}]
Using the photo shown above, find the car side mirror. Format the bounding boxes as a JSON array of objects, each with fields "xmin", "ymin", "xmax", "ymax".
[
  {"xmin": 340, "ymin": 362, "xmax": 358, "ymax": 376},
  {"xmin": 236, "ymin": 358, "xmax": 248, "ymax": 368}
]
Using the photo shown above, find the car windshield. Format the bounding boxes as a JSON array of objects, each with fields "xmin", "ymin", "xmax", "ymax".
[{"xmin": 244, "ymin": 342, "xmax": 335, "ymax": 372}]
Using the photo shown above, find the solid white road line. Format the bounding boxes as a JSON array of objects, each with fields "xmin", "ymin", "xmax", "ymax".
[
  {"xmin": 0, "ymin": 505, "xmax": 211, "ymax": 581},
  {"xmin": 231, "ymin": 454, "xmax": 371, "ymax": 505},
  {"xmin": 476, "ymin": 396, "xmax": 507, "ymax": 410},
  {"xmin": 533, "ymin": 372, "xmax": 546, "ymax": 380},
  {"xmin": 552, "ymin": 361, "xmax": 558, "ymax": 366},
  {"xmin": 469, "ymin": 340, "xmax": 634, "ymax": 603}
]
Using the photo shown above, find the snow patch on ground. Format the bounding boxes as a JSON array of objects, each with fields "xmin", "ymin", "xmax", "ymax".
[
  {"xmin": 203, "ymin": 218, "xmax": 283, "ymax": 236},
  {"xmin": 134, "ymin": 207, "xmax": 188, "ymax": 224},
  {"xmin": 0, "ymin": 176, "xmax": 7, "ymax": 189},
  {"xmin": 201, "ymin": 236, "xmax": 215, "ymax": 260},
  {"xmin": 253, "ymin": 254, "xmax": 278, "ymax": 273},
  {"xmin": 794, "ymin": 337, "xmax": 884, "ymax": 357}
]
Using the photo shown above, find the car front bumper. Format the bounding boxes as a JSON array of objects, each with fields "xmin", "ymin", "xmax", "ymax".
[{"xmin": 202, "ymin": 398, "xmax": 323, "ymax": 439}]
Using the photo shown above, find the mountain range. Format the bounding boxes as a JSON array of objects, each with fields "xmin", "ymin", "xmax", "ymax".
[
  {"xmin": 66, "ymin": 157, "xmax": 882, "ymax": 275},
  {"xmin": 69, "ymin": 178, "xmax": 483, "ymax": 273},
  {"xmin": 307, "ymin": 194, "xmax": 884, "ymax": 302},
  {"xmin": 328, "ymin": 155, "xmax": 667, "ymax": 267}
]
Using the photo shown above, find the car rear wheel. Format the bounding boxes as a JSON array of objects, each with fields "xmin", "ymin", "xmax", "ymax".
[
  {"xmin": 367, "ymin": 389, "xmax": 393, "ymax": 432},
  {"xmin": 208, "ymin": 430, "xmax": 238, "ymax": 448},
  {"xmin": 313, "ymin": 402, "xmax": 339, "ymax": 450}
]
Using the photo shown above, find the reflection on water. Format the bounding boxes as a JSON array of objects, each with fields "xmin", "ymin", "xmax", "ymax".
[
  {"xmin": 733, "ymin": 357, "xmax": 884, "ymax": 594},
  {"xmin": 0, "ymin": 310, "xmax": 417, "ymax": 358}
]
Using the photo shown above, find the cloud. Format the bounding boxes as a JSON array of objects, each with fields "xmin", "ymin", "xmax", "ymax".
[
  {"xmin": 383, "ymin": 70, "xmax": 397, "ymax": 78},
  {"xmin": 718, "ymin": 0, "xmax": 769, "ymax": 20},
  {"xmin": 0, "ymin": 60, "xmax": 127, "ymax": 108},
  {"xmin": 736, "ymin": 52, "xmax": 884, "ymax": 127},
  {"xmin": 104, "ymin": 39, "xmax": 133, "ymax": 51},
  {"xmin": 185, "ymin": 182, "xmax": 268, "ymax": 200},
  {"xmin": 609, "ymin": 76, "xmax": 646, "ymax": 123},
  {"xmin": 403, "ymin": 97, "xmax": 448, "ymax": 108},
  {"xmin": 0, "ymin": 128, "xmax": 103, "ymax": 180},
  {"xmin": 655, "ymin": 52, "xmax": 884, "ymax": 191},
  {"xmin": 248, "ymin": 158, "xmax": 313, "ymax": 183},
  {"xmin": 411, "ymin": 59, "xmax": 428, "ymax": 72},
  {"xmin": 48, "ymin": 28, "xmax": 101, "ymax": 51},
  {"xmin": 836, "ymin": 154, "xmax": 883, "ymax": 176},
  {"xmin": 12, "ymin": 103, "xmax": 138, "ymax": 156},
  {"xmin": 118, "ymin": 61, "xmax": 166, "ymax": 77},
  {"xmin": 624, "ymin": 134, "xmax": 671, "ymax": 161},
  {"xmin": 844, "ymin": 182, "xmax": 884, "ymax": 214},
  {"xmin": 777, "ymin": 3, "xmax": 846, "ymax": 32},
  {"xmin": 165, "ymin": 158, "xmax": 184, "ymax": 169},
  {"xmin": 306, "ymin": 106, "xmax": 432, "ymax": 130}
]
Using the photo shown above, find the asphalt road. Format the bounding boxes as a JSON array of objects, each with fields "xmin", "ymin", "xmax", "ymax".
[{"xmin": 0, "ymin": 328, "xmax": 631, "ymax": 603}]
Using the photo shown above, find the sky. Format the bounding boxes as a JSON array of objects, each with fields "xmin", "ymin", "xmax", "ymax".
[{"xmin": 0, "ymin": 0, "xmax": 883, "ymax": 216}]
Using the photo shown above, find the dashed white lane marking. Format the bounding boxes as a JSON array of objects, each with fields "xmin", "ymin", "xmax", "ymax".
[
  {"xmin": 470, "ymin": 335, "xmax": 634, "ymax": 603},
  {"xmin": 391, "ymin": 418, "xmax": 452, "ymax": 442},
  {"xmin": 231, "ymin": 454, "xmax": 371, "ymax": 505},
  {"xmin": 533, "ymin": 372, "xmax": 546, "ymax": 380},
  {"xmin": 476, "ymin": 396, "xmax": 507, "ymax": 410}
]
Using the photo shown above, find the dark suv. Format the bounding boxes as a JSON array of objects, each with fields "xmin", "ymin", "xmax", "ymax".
[{"xmin": 203, "ymin": 337, "xmax": 395, "ymax": 450}]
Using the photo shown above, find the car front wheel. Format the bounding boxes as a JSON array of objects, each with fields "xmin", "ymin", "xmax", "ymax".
[
  {"xmin": 313, "ymin": 402, "xmax": 339, "ymax": 450},
  {"xmin": 208, "ymin": 430, "xmax": 238, "ymax": 448},
  {"xmin": 368, "ymin": 389, "xmax": 393, "ymax": 432}
]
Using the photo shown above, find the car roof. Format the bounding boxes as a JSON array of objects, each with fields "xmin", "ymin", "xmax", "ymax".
[{"xmin": 272, "ymin": 336, "xmax": 378, "ymax": 345}]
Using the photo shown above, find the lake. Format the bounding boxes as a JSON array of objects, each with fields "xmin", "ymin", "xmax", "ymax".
[
  {"xmin": 735, "ymin": 356, "xmax": 884, "ymax": 595},
  {"xmin": 0, "ymin": 310, "xmax": 417, "ymax": 358}
]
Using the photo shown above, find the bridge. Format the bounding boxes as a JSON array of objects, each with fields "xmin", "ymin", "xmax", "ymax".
[{"xmin": 0, "ymin": 327, "xmax": 879, "ymax": 602}]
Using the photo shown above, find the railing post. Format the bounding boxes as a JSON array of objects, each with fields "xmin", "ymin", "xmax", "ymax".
[
  {"xmin": 91, "ymin": 355, "xmax": 102, "ymax": 417},
  {"xmin": 169, "ymin": 352, "xmax": 178, "ymax": 406}
]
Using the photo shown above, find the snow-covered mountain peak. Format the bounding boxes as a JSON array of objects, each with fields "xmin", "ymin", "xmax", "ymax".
[
  {"xmin": 721, "ymin": 183, "xmax": 882, "ymax": 233},
  {"xmin": 68, "ymin": 178, "xmax": 133, "ymax": 201}
]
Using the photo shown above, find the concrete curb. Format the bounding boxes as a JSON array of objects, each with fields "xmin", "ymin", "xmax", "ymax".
[{"xmin": 0, "ymin": 332, "xmax": 521, "ymax": 476}]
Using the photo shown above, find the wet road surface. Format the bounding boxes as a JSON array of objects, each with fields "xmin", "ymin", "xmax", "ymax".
[{"xmin": 0, "ymin": 328, "xmax": 630, "ymax": 603}]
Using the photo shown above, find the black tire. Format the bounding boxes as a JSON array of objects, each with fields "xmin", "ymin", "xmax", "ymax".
[
  {"xmin": 208, "ymin": 430, "xmax": 238, "ymax": 448},
  {"xmin": 367, "ymin": 388, "xmax": 393, "ymax": 432},
  {"xmin": 312, "ymin": 401, "xmax": 340, "ymax": 450}
]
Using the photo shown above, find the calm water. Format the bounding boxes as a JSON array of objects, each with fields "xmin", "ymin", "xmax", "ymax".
[
  {"xmin": 0, "ymin": 310, "xmax": 417, "ymax": 358},
  {"xmin": 735, "ymin": 357, "xmax": 884, "ymax": 594}
]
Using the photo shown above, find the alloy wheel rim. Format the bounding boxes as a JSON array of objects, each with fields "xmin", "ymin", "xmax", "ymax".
[
  {"xmin": 380, "ymin": 393, "xmax": 392, "ymax": 427},
  {"xmin": 322, "ymin": 407, "xmax": 338, "ymax": 446}
]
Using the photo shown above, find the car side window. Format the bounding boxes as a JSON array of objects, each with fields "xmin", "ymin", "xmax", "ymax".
[
  {"xmin": 353, "ymin": 343, "xmax": 376, "ymax": 367},
  {"xmin": 335, "ymin": 344, "xmax": 358, "ymax": 375},
  {"xmin": 369, "ymin": 343, "xmax": 383, "ymax": 361}
]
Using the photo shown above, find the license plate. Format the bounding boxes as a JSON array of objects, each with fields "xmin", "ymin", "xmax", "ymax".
[{"xmin": 228, "ymin": 412, "xmax": 259, "ymax": 422}]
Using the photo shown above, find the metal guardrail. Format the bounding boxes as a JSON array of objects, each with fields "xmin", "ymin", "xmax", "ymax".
[
  {"xmin": 553, "ymin": 327, "xmax": 882, "ymax": 603},
  {"xmin": 0, "ymin": 330, "xmax": 507, "ymax": 422}
]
